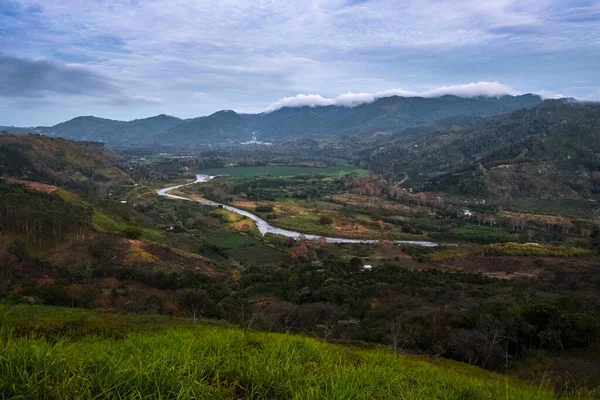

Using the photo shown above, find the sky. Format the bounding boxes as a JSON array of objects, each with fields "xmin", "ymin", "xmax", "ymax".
[{"xmin": 0, "ymin": 0, "xmax": 599, "ymax": 126}]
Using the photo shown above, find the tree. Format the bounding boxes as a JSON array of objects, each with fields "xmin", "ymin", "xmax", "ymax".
[
  {"xmin": 349, "ymin": 257, "xmax": 363, "ymax": 271},
  {"xmin": 8, "ymin": 238, "xmax": 28, "ymax": 270},
  {"xmin": 386, "ymin": 315, "xmax": 415, "ymax": 353},
  {"xmin": 65, "ymin": 283, "xmax": 86, "ymax": 307},
  {"xmin": 178, "ymin": 288, "xmax": 212, "ymax": 322},
  {"xmin": 297, "ymin": 303, "xmax": 345, "ymax": 341},
  {"xmin": 591, "ymin": 227, "xmax": 600, "ymax": 254}
]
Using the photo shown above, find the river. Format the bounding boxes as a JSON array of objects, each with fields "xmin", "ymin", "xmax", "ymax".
[{"xmin": 157, "ymin": 174, "xmax": 446, "ymax": 247}]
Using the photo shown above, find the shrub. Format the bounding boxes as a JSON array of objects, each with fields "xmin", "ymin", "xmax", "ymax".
[
  {"xmin": 122, "ymin": 225, "xmax": 142, "ymax": 239},
  {"xmin": 255, "ymin": 205, "xmax": 274, "ymax": 213},
  {"xmin": 319, "ymin": 215, "xmax": 333, "ymax": 225}
]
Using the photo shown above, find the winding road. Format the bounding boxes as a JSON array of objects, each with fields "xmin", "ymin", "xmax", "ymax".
[{"xmin": 157, "ymin": 175, "xmax": 445, "ymax": 247}]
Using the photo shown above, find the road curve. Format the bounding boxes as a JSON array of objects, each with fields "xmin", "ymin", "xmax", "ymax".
[{"xmin": 157, "ymin": 175, "xmax": 445, "ymax": 247}]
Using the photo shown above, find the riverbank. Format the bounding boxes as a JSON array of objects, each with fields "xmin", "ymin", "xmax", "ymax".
[{"xmin": 157, "ymin": 175, "xmax": 448, "ymax": 247}]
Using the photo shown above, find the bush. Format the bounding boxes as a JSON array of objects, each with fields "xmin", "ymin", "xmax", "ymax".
[
  {"xmin": 319, "ymin": 215, "xmax": 333, "ymax": 225},
  {"xmin": 255, "ymin": 205, "xmax": 274, "ymax": 213},
  {"xmin": 122, "ymin": 225, "xmax": 142, "ymax": 239}
]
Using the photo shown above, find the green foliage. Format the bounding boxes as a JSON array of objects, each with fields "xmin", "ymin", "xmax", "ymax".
[
  {"xmin": 122, "ymin": 225, "xmax": 142, "ymax": 239},
  {"xmin": 93, "ymin": 210, "xmax": 165, "ymax": 242},
  {"xmin": 0, "ymin": 305, "xmax": 557, "ymax": 399}
]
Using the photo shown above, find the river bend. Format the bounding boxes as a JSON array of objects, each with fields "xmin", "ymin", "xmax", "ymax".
[{"xmin": 157, "ymin": 175, "xmax": 445, "ymax": 247}]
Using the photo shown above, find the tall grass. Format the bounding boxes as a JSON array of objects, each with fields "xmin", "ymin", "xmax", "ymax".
[{"xmin": 0, "ymin": 305, "xmax": 559, "ymax": 399}]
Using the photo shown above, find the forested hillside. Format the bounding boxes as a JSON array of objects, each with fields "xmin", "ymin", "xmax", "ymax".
[
  {"xmin": 350, "ymin": 100, "xmax": 600, "ymax": 200},
  {"xmin": 0, "ymin": 134, "xmax": 132, "ymax": 195}
]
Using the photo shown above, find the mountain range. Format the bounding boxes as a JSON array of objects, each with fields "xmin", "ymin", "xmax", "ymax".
[{"xmin": 1, "ymin": 94, "xmax": 543, "ymax": 148}]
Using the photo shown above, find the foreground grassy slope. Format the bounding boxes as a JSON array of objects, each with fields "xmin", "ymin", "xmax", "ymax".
[{"xmin": 0, "ymin": 306, "xmax": 557, "ymax": 399}]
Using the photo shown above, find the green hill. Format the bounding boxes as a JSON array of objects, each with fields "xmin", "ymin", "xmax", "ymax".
[
  {"xmin": 0, "ymin": 305, "xmax": 558, "ymax": 399},
  {"xmin": 355, "ymin": 100, "xmax": 600, "ymax": 200}
]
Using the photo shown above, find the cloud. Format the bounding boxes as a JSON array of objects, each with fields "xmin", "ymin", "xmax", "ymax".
[
  {"xmin": 0, "ymin": 54, "xmax": 117, "ymax": 97},
  {"xmin": 265, "ymin": 81, "xmax": 528, "ymax": 112},
  {"xmin": 1, "ymin": 1, "xmax": 599, "ymax": 125},
  {"xmin": 420, "ymin": 82, "xmax": 518, "ymax": 98},
  {"xmin": 0, "ymin": 54, "xmax": 162, "ymax": 106},
  {"xmin": 536, "ymin": 90, "xmax": 565, "ymax": 100}
]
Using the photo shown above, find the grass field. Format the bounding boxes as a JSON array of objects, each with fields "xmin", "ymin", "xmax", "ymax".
[
  {"xmin": 199, "ymin": 165, "xmax": 366, "ymax": 177},
  {"xmin": 0, "ymin": 305, "xmax": 559, "ymax": 399},
  {"xmin": 225, "ymin": 245, "xmax": 283, "ymax": 265}
]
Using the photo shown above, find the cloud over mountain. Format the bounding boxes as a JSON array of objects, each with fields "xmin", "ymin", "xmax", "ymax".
[
  {"xmin": 265, "ymin": 82, "xmax": 535, "ymax": 112},
  {"xmin": 0, "ymin": 0, "xmax": 598, "ymax": 125}
]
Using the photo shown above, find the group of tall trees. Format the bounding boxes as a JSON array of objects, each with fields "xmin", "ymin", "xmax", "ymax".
[{"xmin": 0, "ymin": 182, "xmax": 92, "ymax": 246}]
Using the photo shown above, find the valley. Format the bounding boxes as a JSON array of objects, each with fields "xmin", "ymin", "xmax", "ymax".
[
  {"xmin": 1, "ymin": 97, "xmax": 600, "ymax": 398},
  {"xmin": 3, "ymin": 0, "xmax": 599, "ymax": 397}
]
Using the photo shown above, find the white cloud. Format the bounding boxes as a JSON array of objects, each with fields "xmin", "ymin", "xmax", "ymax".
[
  {"xmin": 536, "ymin": 90, "xmax": 565, "ymax": 100},
  {"xmin": 265, "ymin": 81, "xmax": 529, "ymax": 112},
  {"xmin": 1, "ymin": 0, "xmax": 599, "ymax": 125},
  {"xmin": 420, "ymin": 82, "xmax": 518, "ymax": 98}
]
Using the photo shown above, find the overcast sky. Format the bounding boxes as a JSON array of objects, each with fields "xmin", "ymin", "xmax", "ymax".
[{"xmin": 1, "ymin": 0, "xmax": 599, "ymax": 126}]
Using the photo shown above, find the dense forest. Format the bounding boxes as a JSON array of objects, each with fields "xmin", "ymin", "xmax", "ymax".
[{"xmin": 0, "ymin": 182, "xmax": 92, "ymax": 245}]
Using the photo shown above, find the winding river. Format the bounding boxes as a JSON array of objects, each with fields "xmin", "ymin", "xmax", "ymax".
[{"xmin": 157, "ymin": 174, "xmax": 445, "ymax": 247}]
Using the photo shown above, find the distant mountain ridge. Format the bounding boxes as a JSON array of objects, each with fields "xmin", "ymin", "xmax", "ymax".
[
  {"xmin": 2, "ymin": 94, "xmax": 543, "ymax": 148},
  {"xmin": 37, "ymin": 114, "xmax": 184, "ymax": 146}
]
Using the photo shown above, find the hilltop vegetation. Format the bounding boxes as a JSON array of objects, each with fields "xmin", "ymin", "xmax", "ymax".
[{"xmin": 0, "ymin": 305, "xmax": 561, "ymax": 399}]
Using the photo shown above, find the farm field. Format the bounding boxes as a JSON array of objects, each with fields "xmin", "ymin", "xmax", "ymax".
[{"xmin": 199, "ymin": 164, "xmax": 366, "ymax": 177}]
